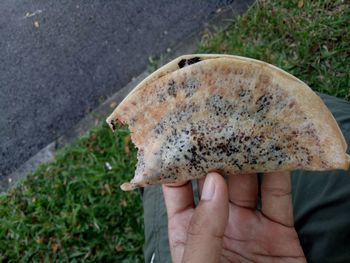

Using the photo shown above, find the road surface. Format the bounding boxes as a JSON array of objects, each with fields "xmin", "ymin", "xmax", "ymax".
[{"xmin": 0, "ymin": 0, "xmax": 252, "ymax": 178}]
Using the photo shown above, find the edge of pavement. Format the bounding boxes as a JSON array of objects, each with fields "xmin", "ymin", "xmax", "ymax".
[{"xmin": 1, "ymin": 0, "xmax": 255, "ymax": 191}]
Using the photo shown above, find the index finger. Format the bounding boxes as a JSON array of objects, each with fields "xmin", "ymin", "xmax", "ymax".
[{"xmin": 162, "ymin": 181, "xmax": 194, "ymax": 220}]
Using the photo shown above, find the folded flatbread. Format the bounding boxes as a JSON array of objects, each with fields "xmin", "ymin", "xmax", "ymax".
[{"xmin": 107, "ymin": 54, "xmax": 350, "ymax": 191}]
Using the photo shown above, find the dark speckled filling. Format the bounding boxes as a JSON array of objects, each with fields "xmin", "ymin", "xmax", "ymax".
[{"xmin": 135, "ymin": 72, "xmax": 318, "ymax": 182}]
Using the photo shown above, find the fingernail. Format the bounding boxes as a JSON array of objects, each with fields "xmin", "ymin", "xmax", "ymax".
[{"xmin": 201, "ymin": 174, "xmax": 215, "ymax": 201}]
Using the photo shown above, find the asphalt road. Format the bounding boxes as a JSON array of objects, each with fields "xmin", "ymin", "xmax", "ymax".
[{"xmin": 0, "ymin": 0, "xmax": 252, "ymax": 177}]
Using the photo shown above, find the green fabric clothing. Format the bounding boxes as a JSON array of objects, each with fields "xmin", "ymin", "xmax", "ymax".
[
  {"xmin": 143, "ymin": 185, "xmax": 171, "ymax": 263},
  {"xmin": 142, "ymin": 93, "xmax": 350, "ymax": 263},
  {"xmin": 292, "ymin": 93, "xmax": 350, "ymax": 263}
]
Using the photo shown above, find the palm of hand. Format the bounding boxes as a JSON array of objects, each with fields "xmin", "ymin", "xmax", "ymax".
[
  {"xmin": 221, "ymin": 205, "xmax": 306, "ymax": 262},
  {"xmin": 164, "ymin": 173, "xmax": 306, "ymax": 263}
]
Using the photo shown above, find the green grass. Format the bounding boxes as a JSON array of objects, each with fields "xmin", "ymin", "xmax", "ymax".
[
  {"xmin": 0, "ymin": 126, "xmax": 143, "ymax": 262},
  {"xmin": 199, "ymin": 0, "xmax": 350, "ymax": 100},
  {"xmin": 1, "ymin": 0, "xmax": 349, "ymax": 262}
]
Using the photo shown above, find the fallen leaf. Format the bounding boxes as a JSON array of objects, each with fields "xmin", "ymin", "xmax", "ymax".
[
  {"xmin": 120, "ymin": 199, "xmax": 127, "ymax": 207},
  {"xmin": 124, "ymin": 135, "xmax": 131, "ymax": 155},
  {"xmin": 36, "ymin": 237, "xmax": 44, "ymax": 244},
  {"xmin": 90, "ymin": 133, "xmax": 97, "ymax": 141},
  {"xmin": 33, "ymin": 21, "xmax": 40, "ymax": 28},
  {"xmin": 115, "ymin": 244, "xmax": 124, "ymax": 252},
  {"xmin": 104, "ymin": 183, "xmax": 112, "ymax": 194},
  {"xmin": 298, "ymin": 0, "xmax": 304, "ymax": 8},
  {"xmin": 110, "ymin": 101, "xmax": 117, "ymax": 109},
  {"xmin": 52, "ymin": 243, "xmax": 60, "ymax": 253},
  {"xmin": 326, "ymin": 4, "xmax": 347, "ymax": 15}
]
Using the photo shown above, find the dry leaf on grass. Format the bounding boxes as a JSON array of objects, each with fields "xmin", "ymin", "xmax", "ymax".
[
  {"xmin": 110, "ymin": 101, "xmax": 117, "ymax": 109},
  {"xmin": 115, "ymin": 244, "xmax": 124, "ymax": 252},
  {"xmin": 298, "ymin": 0, "xmax": 304, "ymax": 8},
  {"xmin": 123, "ymin": 135, "xmax": 131, "ymax": 155},
  {"xmin": 51, "ymin": 243, "xmax": 60, "ymax": 253}
]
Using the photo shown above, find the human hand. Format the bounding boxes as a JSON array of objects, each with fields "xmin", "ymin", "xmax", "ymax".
[{"xmin": 163, "ymin": 172, "xmax": 307, "ymax": 263}]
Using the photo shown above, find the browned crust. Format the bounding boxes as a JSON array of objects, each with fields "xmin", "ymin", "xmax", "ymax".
[{"xmin": 109, "ymin": 55, "xmax": 347, "ymax": 149}]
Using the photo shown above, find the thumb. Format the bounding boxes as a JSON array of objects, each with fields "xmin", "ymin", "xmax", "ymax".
[{"xmin": 182, "ymin": 172, "xmax": 228, "ymax": 263}]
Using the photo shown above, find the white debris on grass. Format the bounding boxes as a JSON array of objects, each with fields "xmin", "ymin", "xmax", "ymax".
[
  {"xmin": 105, "ymin": 162, "xmax": 112, "ymax": 171},
  {"xmin": 24, "ymin": 10, "xmax": 43, "ymax": 18}
]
